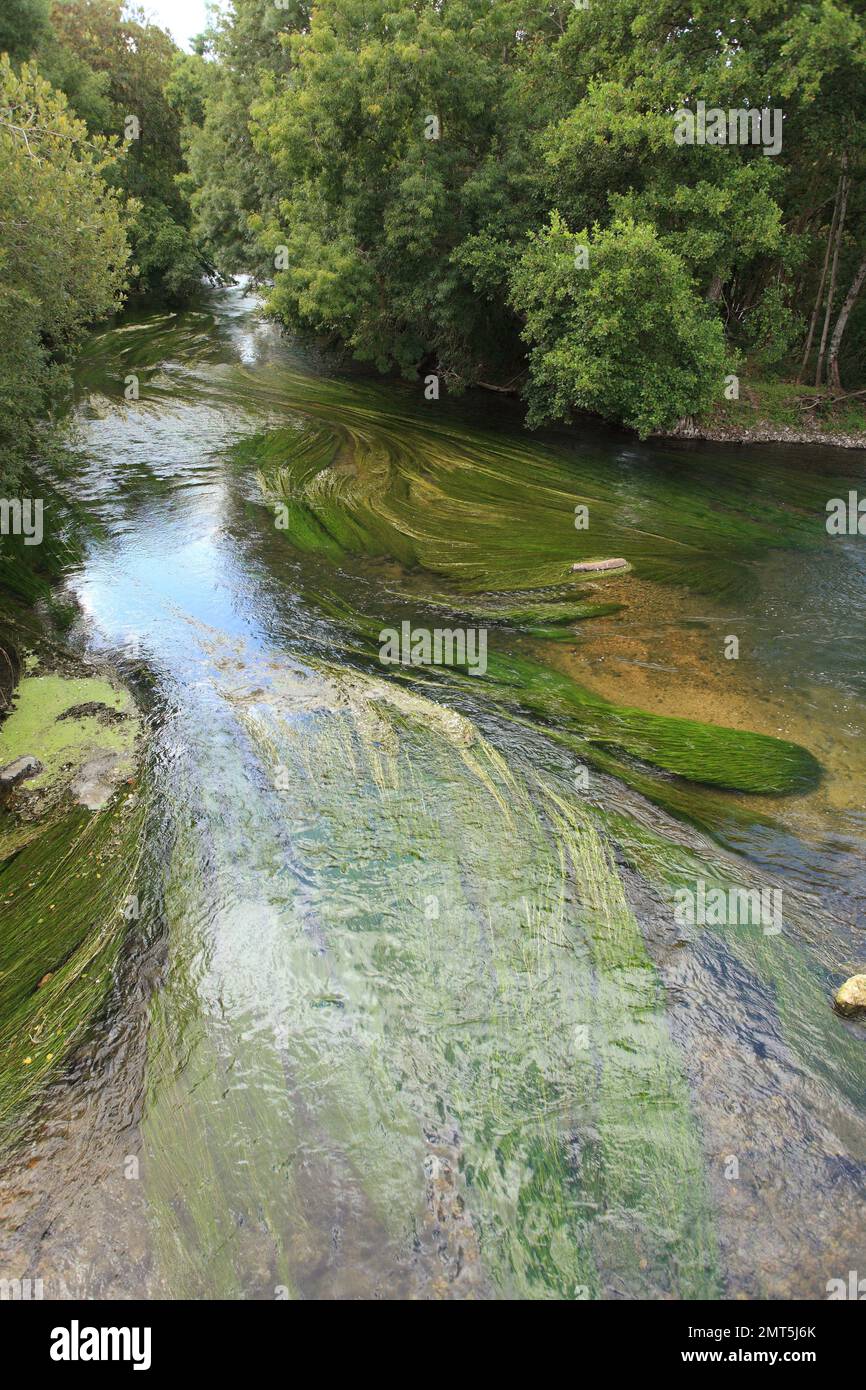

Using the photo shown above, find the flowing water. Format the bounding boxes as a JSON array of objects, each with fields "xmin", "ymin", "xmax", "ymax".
[{"xmin": 1, "ymin": 282, "xmax": 866, "ymax": 1299}]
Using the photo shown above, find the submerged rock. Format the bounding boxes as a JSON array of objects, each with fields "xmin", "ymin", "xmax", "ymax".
[
  {"xmin": 57, "ymin": 700, "xmax": 129, "ymax": 726},
  {"xmin": 0, "ymin": 754, "xmax": 43, "ymax": 787},
  {"xmin": 69, "ymin": 751, "xmax": 126, "ymax": 811},
  {"xmin": 833, "ymin": 975, "xmax": 866, "ymax": 1017}
]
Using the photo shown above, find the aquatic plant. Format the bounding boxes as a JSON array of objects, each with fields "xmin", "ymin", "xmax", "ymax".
[
  {"xmin": 240, "ymin": 369, "xmax": 828, "ymax": 603},
  {"xmin": 0, "ymin": 789, "xmax": 146, "ymax": 1146},
  {"xmin": 141, "ymin": 654, "xmax": 719, "ymax": 1297}
]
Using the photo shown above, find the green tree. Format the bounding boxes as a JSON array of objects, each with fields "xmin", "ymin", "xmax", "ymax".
[
  {"xmin": 35, "ymin": 0, "xmax": 866, "ymax": 428},
  {"xmin": 0, "ymin": 56, "xmax": 130, "ymax": 480},
  {"xmin": 510, "ymin": 215, "xmax": 730, "ymax": 437},
  {"xmin": 42, "ymin": 0, "xmax": 210, "ymax": 303},
  {"xmin": 0, "ymin": 0, "xmax": 51, "ymax": 64}
]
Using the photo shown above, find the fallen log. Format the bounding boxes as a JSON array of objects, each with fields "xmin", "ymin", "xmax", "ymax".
[{"xmin": 571, "ymin": 558, "xmax": 629, "ymax": 573}]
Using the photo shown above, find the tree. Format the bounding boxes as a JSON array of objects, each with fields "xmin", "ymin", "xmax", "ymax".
[
  {"xmin": 510, "ymin": 215, "xmax": 730, "ymax": 437},
  {"xmin": 41, "ymin": 0, "xmax": 210, "ymax": 303},
  {"xmin": 0, "ymin": 0, "xmax": 51, "ymax": 64},
  {"xmin": 0, "ymin": 56, "xmax": 130, "ymax": 480},
  {"xmin": 188, "ymin": 0, "xmax": 866, "ymax": 430},
  {"xmin": 828, "ymin": 250, "xmax": 866, "ymax": 390}
]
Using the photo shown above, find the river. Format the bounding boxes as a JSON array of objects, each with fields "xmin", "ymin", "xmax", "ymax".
[{"xmin": 1, "ymin": 281, "xmax": 865, "ymax": 1300}]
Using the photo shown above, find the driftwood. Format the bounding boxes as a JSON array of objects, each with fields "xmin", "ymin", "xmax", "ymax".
[
  {"xmin": 571, "ymin": 558, "xmax": 628, "ymax": 573},
  {"xmin": 798, "ymin": 386, "xmax": 866, "ymax": 413},
  {"xmin": 476, "ymin": 376, "xmax": 524, "ymax": 396}
]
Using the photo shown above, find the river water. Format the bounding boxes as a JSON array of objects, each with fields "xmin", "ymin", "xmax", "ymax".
[{"xmin": 2, "ymin": 282, "xmax": 865, "ymax": 1299}]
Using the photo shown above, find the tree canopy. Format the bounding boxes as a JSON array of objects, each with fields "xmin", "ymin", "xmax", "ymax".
[
  {"xmin": 0, "ymin": 54, "xmax": 129, "ymax": 475},
  {"xmin": 181, "ymin": 0, "xmax": 866, "ymax": 435},
  {"xmin": 1, "ymin": 0, "xmax": 865, "ymax": 445}
]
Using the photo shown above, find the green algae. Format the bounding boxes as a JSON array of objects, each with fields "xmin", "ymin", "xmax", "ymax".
[
  {"xmin": 220, "ymin": 360, "xmax": 828, "ymax": 1293},
  {"xmin": 267, "ymin": 666, "xmax": 721, "ymax": 1297},
  {"xmin": 285, "ymin": 586, "xmax": 821, "ymax": 798},
  {"xmin": 476, "ymin": 651, "xmax": 821, "ymax": 796},
  {"xmin": 138, "ymin": 650, "xmax": 719, "ymax": 1298},
  {"xmin": 0, "ymin": 632, "xmax": 145, "ymax": 1146},
  {"xmin": 0, "ymin": 789, "xmax": 146, "ymax": 1146},
  {"xmin": 603, "ymin": 811, "xmax": 866, "ymax": 1117},
  {"xmin": 0, "ymin": 673, "xmax": 137, "ymax": 793},
  {"xmin": 152, "ymin": 644, "xmax": 722, "ymax": 1295},
  {"xmin": 238, "ymin": 367, "xmax": 829, "ymax": 604},
  {"xmin": 385, "ymin": 587, "xmax": 626, "ymax": 638},
  {"xmin": 14, "ymin": 292, "xmax": 850, "ymax": 1298},
  {"xmin": 245, "ymin": 386, "xmax": 822, "ymax": 800},
  {"xmin": 541, "ymin": 786, "xmax": 719, "ymax": 1296},
  {"xmin": 141, "ymin": 816, "xmax": 307, "ymax": 1300}
]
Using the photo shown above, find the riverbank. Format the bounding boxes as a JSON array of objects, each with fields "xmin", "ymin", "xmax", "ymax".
[
  {"xmin": 0, "ymin": 504, "xmax": 147, "ymax": 1147},
  {"xmin": 661, "ymin": 379, "xmax": 866, "ymax": 450}
]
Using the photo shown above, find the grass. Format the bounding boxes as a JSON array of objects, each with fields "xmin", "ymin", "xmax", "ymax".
[{"xmin": 709, "ymin": 378, "xmax": 866, "ymax": 438}]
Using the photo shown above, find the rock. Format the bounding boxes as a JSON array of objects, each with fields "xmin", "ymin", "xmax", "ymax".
[
  {"xmin": 833, "ymin": 974, "xmax": 866, "ymax": 1017},
  {"xmin": 571, "ymin": 558, "xmax": 628, "ymax": 573},
  {"xmin": 69, "ymin": 751, "xmax": 124, "ymax": 811},
  {"xmin": 0, "ymin": 755, "xmax": 43, "ymax": 787}
]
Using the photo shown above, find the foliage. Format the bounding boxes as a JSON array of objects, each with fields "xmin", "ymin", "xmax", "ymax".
[
  {"xmin": 0, "ymin": 55, "xmax": 129, "ymax": 481},
  {"xmin": 0, "ymin": 0, "xmax": 50, "ymax": 64},
  {"xmin": 745, "ymin": 283, "xmax": 805, "ymax": 374},
  {"xmin": 42, "ymin": 0, "xmax": 208, "ymax": 304},
  {"xmin": 176, "ymin": 0, "xmax": 866, "ymax": 432},
  {"xmin": 509, "ymin": 215, "xmax": 730, "ymax": 436},
  {"xmin": 4, "ymin": 0, "xmax": 866, "ymax": 438}
]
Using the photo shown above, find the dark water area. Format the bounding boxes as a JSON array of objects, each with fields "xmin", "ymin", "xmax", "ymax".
[{"xmin": 1, "ymin": 283, "xmax": 865, "ymax": 1300}]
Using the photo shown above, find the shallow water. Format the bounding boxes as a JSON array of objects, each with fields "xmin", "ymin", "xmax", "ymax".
[{"xmin": 2, "ymin": 283, "xmax": 866, "ymax": 1299}]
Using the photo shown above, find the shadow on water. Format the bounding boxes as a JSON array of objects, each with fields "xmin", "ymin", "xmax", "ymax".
[{"xmin": 1, "ymin": 282, "xmax": 865, "ymax": 1299}]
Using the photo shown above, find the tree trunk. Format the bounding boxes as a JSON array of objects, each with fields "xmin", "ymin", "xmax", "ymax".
[
  {"xmin": 797, "ymin": 171, "xmax": 842, "ymax": 383},
  {"xmin": 827, "ymin": 250, "xmax": 866, "ymax": 392},
  {"xmin": 815, "ymin": 167, "xmax": 849, "ymax": 387}
]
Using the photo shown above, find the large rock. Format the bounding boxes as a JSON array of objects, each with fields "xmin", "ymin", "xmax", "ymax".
[
  {"xmin": 833, "ymin": 975, "xmax": 866, "ymax": 1017},
  {"xmin": 0, "ymin": 754, "xmax": 43, "ymax": 787}
]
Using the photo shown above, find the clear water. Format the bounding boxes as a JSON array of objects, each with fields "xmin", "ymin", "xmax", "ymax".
[{"xmin": 2, "ymin": 283, "xmax": 865, "ymax": 1300}]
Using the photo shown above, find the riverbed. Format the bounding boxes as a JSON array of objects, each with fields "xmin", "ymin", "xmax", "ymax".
[{"xmin": 1, "ymin": 282, "xmax": 865, "ymax": 1300}]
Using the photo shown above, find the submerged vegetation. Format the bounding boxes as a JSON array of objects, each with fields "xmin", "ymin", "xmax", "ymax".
[
  {"xmin": 0, "ymin": 482, "xmax": 144, "ymax": 1143},
  {"xmin": 0, "ymin": 2, "xmax": 864, "ymax": 1305},
  {"xmin": 141, "ymin": 649, "xmax": 721, "ymax": 1298},
  {"xmin": 242, "ymin": 372, "xmax": 824, "ymax": 796},
  {"xmin": 0, "ymin": 655, "xmax": 144, "ymax": 1146},
  {"xmin": 0, "ymin": 267, "xmax": 861, "ymax": 1300}
]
